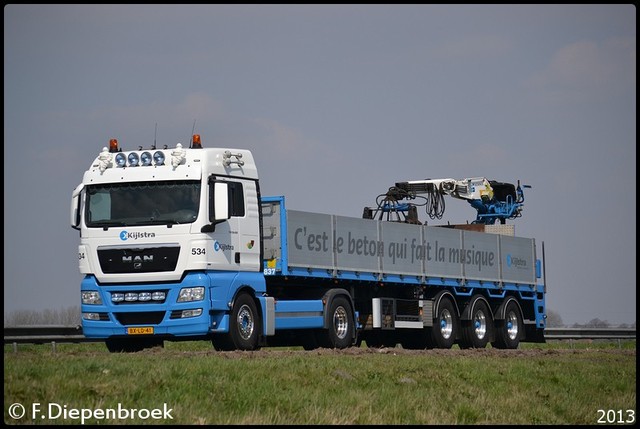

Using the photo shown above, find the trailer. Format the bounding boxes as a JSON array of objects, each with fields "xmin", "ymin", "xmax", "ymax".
[{"xmin": 71, "ymin": 135, "xmax": 546, "ymax": 352}]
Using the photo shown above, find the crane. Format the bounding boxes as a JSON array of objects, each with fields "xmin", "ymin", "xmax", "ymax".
[{"xmin": 363, "ymin": 177, "xmax": 530, "ymax": 225}]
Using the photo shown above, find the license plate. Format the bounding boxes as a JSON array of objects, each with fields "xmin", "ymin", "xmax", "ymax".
[{"xmin": 127, "ymin": 327, "xmax": 154, "ymax": 335}]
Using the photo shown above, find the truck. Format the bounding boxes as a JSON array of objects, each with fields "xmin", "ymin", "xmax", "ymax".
[{"xmin": 71, "ymin": 134, "xmax": 546, "ymax": 352}]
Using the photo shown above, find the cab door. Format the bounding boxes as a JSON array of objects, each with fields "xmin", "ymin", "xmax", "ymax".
[
  {"xmin": 225, "ymin": 179, "xmax": 261, "ymax": 271},
  {"xmin": 206, "ymin": 177, "xmax": 260, "ymax": 272}
]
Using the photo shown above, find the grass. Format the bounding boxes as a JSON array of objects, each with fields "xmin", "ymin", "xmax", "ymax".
[{"xmin": 4, "ymin": 340, "xmax": 636, "ymax": 425}]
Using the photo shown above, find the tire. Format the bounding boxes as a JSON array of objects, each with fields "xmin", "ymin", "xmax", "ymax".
[
  {"xmin": 317, "ymin": 296, "xmax": 354, "ymax": 349},
  {"xmin": 430, "ymin": 297, "xmax": 458, "ymax": 349},
  {"xmin": 460, "ymin": 298, "xmax": 493, "ymax": 349},
  {"xmin": 212, "ymin": 292, "xmax": 261, "ymax": 351},
  {"xmin": 492, "ymin": 300, "xmax": 523, "ymax": 349}
]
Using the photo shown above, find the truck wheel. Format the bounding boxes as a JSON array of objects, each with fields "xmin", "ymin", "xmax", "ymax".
[
  {"xmin": 318, "ymin": 296, "xmax": 354, "ymax": 349},
  {"xmin": 492, "ymin": 300, "xmax": 522, "ymax": 349},
  {"xmin": 430, "ymin": 297, "xmax": 458, "ymax": 349},
  {"xmin": 213, "ymin": 292, "xmax": 261, "ymax": 351},
  {"xmin": 460, "ymin": 298, "xmax": 493, "ymax": 349}
]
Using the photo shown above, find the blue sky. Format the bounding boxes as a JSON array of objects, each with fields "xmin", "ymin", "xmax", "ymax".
[{"xmin": 4, "ymin": 4, "xmax": 636, "ymax": 325}]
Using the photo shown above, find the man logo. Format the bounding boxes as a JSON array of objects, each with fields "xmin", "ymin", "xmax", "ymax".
[{"xmin": 123, "ymin": 255, "xmax": 154, "ymax": 270}]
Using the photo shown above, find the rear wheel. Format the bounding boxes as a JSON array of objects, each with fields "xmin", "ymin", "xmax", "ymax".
[
  {"xmin": 430, "ymin": 297, "xmax": 458, "ymax": 349},
  {"xmin": 460, "ymin": 298, "xmax": 493, "ymax": 349},
  {"xmin": 317, "ymin": 296, "xmax": 354, "ymax": 349},
  {"xmin": 492, "ymin": 300, "xmax": 523, "ymax": 349}
]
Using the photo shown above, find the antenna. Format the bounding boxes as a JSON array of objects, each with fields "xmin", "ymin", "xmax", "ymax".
[
  {"xmin": 152, "ymin": 123, "xmax": 157, "ymax": 150},
  {"xmin": 189, "ymin": 120, "xmax": 196, "ymax": 148}
]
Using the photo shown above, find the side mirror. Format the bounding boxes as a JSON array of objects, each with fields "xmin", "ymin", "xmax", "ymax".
[{"xmin": 70, "ymin": 184, "xmax": 84, "ymax": 230}]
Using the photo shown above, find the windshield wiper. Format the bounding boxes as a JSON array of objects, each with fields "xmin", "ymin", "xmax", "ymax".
[
  {"xmin": 146, "ymin": 218, "xmax": 182, "ymax": 226},
  {"xmin": 92, "ymin": 221, "xmax": 128, "ymax": 230}
]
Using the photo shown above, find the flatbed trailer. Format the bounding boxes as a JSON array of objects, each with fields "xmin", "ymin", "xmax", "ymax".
[{"xmin": 260, "ymin": 196, "xmax": 546, "ymax": 350}]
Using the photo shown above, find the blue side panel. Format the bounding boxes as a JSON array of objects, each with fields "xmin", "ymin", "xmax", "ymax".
[
  {"xmin": 274, "ymin": 299, "xmax": 324, "ymax": 330},
  {"xmin": 81, "ymin": 271, "xmax": 266, "ymax": 338}
]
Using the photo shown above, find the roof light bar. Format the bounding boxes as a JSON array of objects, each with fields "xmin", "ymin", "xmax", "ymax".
[
  {"xmin": 192, "ymin": 134, "xmax": 202, "ymax": 149},
  {"xmin": 109, "ymin": 138, "xmax": 120, "ymax": 153}
]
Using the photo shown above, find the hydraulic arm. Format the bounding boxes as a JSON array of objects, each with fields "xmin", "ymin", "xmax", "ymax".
[{"xmin": 363, "ymin": 177, "xmax": 530, "ymax": 225}]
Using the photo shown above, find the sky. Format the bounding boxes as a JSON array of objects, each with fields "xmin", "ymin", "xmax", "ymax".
[{"xmin": 3, "ymin": 4, "xmax": 636, "ymax": 326}]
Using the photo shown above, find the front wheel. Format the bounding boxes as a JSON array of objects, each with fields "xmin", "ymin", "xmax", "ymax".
[{"xmin": 212, "ymin": 292, "xmax": 261, "ymax": 351}]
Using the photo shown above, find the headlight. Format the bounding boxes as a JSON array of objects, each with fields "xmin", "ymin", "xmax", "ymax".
[
  {"xmin": 115, "ymin": 153, "xmax": 127, "ymax": 167},
  {"xmin": 180, "ymin": 309, "xmax": 203, "ymax": 318},
  {"xmin": 82, "ymin": 313, "xmax": 101, "ymax": 320},
  {"xmin": 138, "ymin": 292, "xmax": 152, "ymax": 301},
  {"xmin": 82, "ymin": 291, "xmax": 103, "ymax": 305},
  {"xmin": 111, "ymin": 291, "xmax": 166, "ymax": 303},
  {"xmin": 153, "ymin": 151, "xmax": 165, "ymax": 166},
  {"xmin": 177, "ymin": 287, "xmax": 205, "ymax": 302},
  {"xmin": 141, "ymin": 151, "xmax": 153, "ymax": 166},
  {"xmin": 127, "ymin": 152, "xmax": 140, "ymax": 167},
  {"xmin": 152, "ymin": 291, "xmax": 166, "ymax": 301}
]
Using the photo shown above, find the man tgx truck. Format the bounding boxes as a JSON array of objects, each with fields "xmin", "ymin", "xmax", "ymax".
[{"xmin": 71, "ymin": 134, "xmax": 546, "ymax": 352}]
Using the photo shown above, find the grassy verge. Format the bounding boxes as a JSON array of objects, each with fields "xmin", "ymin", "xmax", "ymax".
[{"xmin": 4, "ymin": 341, "xmax": 636, "ymax": 425}]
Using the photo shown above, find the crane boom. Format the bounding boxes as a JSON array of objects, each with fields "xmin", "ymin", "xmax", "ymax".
[{"xmin": 364, "ymin": 177, "xmax": 529, "ymax": 225}]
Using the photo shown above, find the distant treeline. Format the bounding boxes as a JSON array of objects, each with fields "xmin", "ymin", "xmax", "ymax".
[
  {"xmin": 2, "ymin": 306, "xmax": 635, "ymax": 328},
  {"xmin": 4, "ymin": 306, "xmax": 81, "ymax": 326},
  {"xmin": 545, "ymin": 309, "xmax": 635, "ymax": 329}
]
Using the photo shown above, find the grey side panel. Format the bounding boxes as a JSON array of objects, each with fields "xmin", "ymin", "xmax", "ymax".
[
  {"xmin": 500, "ymin": 235, "xmax": 536, "ymax": 284},
  {"xmin": 282, "ymin": 209, "xmax": 536, "ymax": 284},
  {"xmin": 423, "ymin": 227, "xmax": 464, "ymax": 279},
  {"xmin": 460, "ymin": 230, "xmax": 500, "ymax": 282},
  {"xmin": 380, "ymin": 221, "xmax": 423, "ymax": 276},
  {"xmin": 335, "ymin": 215, "xmax": 381, "ymax": 273},
  {"xmin": 287, "ymin": 210, "xmax": 334, "ymax": 269}
]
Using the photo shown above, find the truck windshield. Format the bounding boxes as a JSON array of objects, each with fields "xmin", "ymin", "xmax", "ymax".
[{"xmin": 85, "ymin": 180, "xmax": 201, "ymax": 227}]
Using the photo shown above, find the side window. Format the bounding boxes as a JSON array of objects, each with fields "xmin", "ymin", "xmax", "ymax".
[{"xmin": 228, "ymin": 182, "xmax": 245, "ymax": 217}]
